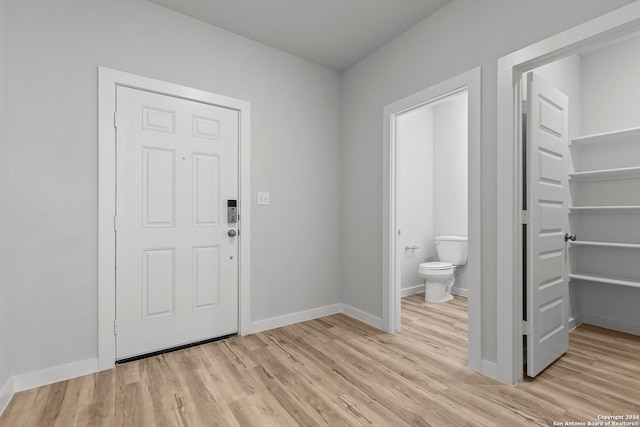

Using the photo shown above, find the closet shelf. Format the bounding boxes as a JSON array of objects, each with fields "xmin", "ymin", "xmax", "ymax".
[
  {"xmin": 569, "ymin": 166, "xmax": 640, "ymax": 182},
  {"xmin": 569, "ymin": 241, "xmax": 640, "ymax": 249},
  {"xmin": 569, "ymin": 205, "xmax": 640, "ymax": 214},
  {"xmin": 569, "ymin": 273, "xmax": 640, "ymax": 289},
  {"xmin": 570, "ymin": 126, "xmax": 640, "ymax": 148}
]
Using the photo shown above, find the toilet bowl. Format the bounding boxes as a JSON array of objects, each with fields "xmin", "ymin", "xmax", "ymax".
[
  {"xmin": 419, "ymin": 262, "xmax": 455, "ymax": 303},
  {"xmin": 418, "ymin": 235, "xmax": 468, "ymax": 303}
]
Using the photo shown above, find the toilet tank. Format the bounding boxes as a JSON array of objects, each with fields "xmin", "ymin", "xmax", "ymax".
[{"xmin": 435, "ymin": 236, "xmax": 468, "ymax": 265}]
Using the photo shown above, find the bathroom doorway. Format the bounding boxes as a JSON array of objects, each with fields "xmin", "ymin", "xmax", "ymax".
[
  {"xmin": 396, "ymin": 93, "xmax": 468, "ymax": 301},
  {"xmin": 382, "ymin": 68, "xmax": 483, "ymax": 374}
]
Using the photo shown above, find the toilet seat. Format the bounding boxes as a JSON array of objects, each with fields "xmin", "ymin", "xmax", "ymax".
[{"xmin": 419, "ymin": 261, "xmax": 454, "ymax": 271}]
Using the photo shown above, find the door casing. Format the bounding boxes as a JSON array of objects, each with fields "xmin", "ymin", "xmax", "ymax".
[
  {"xmin": 496, "ymin": 1, "xmax": 640, "ymax": 385},
  {"xmin": 98, "ymin": 67, "xmax": 251, "ymax": 371}
]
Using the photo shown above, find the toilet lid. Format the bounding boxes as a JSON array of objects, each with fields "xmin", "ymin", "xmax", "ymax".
[{"xmin": 419, "ymin": 261, "xmax": 453, "ymax": 270}]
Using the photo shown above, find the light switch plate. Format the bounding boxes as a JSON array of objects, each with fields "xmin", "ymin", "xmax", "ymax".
[{"xmin": 257, "ymin": 192, "xmax": 270, "ymax": 206}]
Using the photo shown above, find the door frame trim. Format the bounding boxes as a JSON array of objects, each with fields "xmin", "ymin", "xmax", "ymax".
[
  {"xmin": 496, "ymin": 1, "xmax": 640, "ymax": 385},
  {"xmin": 382, "ymin": 67, "xmax": 482, "ymax": 373},
  {"xmin": 97, "ymin": 67, "xmax": 251, "ymax": 371}
]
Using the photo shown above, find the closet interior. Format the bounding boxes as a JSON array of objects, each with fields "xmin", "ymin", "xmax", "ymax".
[{"xmin": 534, "ymin": 33, "xmax": 640, "ymax": 336}]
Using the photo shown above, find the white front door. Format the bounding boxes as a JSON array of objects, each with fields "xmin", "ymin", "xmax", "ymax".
[
  {"xmin": 115, "ymin": 86, "xmax": 239, "ymax": 360},
  {"xmin": 525, "ymin": 73, "xmax": 570, "ymax": 377}
]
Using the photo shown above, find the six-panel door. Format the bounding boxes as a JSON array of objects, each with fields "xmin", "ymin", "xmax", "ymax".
[{"xmin": 115, "ymin": 86, "xmax": 239, "ymax": 360}]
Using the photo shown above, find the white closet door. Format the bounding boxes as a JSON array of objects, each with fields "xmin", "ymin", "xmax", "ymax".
[
  {"xmin": 115, "ymin": 86, "xmax": 239, "ymax": 360},
  {"xmin": 526, "ymin": 72, "xmax": 570, "ymax": 377}
]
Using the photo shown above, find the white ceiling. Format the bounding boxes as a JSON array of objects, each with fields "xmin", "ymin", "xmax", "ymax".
[{"xmin": 147, "ymin": 0, "xmax": 452, "ymax": 71}]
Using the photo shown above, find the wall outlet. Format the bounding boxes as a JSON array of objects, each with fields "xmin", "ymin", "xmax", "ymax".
[{"xmin": 257, "ymin": 192, "xmax": 270, "ymax": 206}]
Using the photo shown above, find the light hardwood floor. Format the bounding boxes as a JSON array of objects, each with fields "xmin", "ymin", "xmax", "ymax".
[{"xmin": 2, "ymin": 294, "xmax": 639, "ymax": 426}]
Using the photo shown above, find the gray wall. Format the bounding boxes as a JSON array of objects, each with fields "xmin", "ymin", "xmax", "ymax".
[
  {"xmin": 7, "ymin": 0, "xmax": 342, "ymax": 375},
  {"xmin": 340, "ymin": 0, "xmax": 635, "ymax": 364},
  {"xmin": 582, "ymin": 35, "xmax": 640, "ymax": 135},
  {"xmin": 0, "ymin": 0, "xmax": 10, "ymax": 392}
]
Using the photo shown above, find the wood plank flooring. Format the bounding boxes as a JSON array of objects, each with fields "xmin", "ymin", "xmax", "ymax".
[{"xmin": 2, "ymin": 294, "xmax": 639, "ymax": 426}]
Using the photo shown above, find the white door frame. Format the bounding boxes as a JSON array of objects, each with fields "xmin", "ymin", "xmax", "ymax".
[
  {"xmin": 496, "ymin": 1, "xmax": 640, "ymax": 385},
  {"xmin": 382, "ymin": 67, "xmax": 483, "ymax": 373},
  {"xmin": 97, "ymin": 67, "xmax": 251, "ymax": 371}
]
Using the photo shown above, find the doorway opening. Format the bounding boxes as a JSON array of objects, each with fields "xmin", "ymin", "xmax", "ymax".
[
  {"xmin": 383, "ymin": 67, "xmax": 484, "ymax": 375},
  {"xmin": 396, "ymin": 91, "xmax": 468, "ymax": 304},
  {"xmin": 497, "ymin": 2, "xmax": 640, "ymax": 385},
  {"xmin": 522, "ymin": 33, "xmax": 640, "ymax": 378}
]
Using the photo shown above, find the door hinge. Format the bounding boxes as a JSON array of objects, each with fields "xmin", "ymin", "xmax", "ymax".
[
  {"xmin": 114, "ymin": 215, "xmax": 118, "ymax": 231},
  {"xmin": 522, "ymin": 100, "xmax": 530, "ymax": 115},
  {"xmin": 522, "ymin": 320, "xmax": 530, "ymax": 335},
  {"xmin": 114, "ymin": 112, "xmax": 119, "ymax": 128},
  {"xmin": 521, "ymin": 210, "xmax": 530, "ymax": 224},
  {"xmin": 114, "ymin": 319, "xmax": 119, "ymax": 336}
]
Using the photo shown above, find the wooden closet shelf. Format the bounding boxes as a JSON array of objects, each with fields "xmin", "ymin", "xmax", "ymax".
[
  {"xmin": 569, "ymin": 206, "xmax": 640, "ymax": 214},
  {"xmin": 570, "ymin": 126, "xmax": 640, "ymax": 148},
  {"xmin": 569, "ymin": 166, "xmax": 640, "ymax": 182},
  {"xmin": 569, "ymin": 273, "xmax": 640, "ymax": 289},
  {"xmin": 569, "ymin": 240, "xmax": 640, "ymax": 249}
]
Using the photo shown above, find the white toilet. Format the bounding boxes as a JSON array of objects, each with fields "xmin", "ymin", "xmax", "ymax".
[{"xmin": 418, "ymin": 236, "xmax": 468, "ymax": 303}]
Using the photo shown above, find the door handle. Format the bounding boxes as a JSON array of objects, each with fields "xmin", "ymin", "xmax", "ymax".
[
  {"xmin": 564, "ymin": 233, "xmax": 577, "ymax": 242},
  {"xmin": 228, "ymin": 229, "xmax": 237, "ymax": 237}
]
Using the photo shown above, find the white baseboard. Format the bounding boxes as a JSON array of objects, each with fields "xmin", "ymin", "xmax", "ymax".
[
  {"xmin": 12, "ymin": 358, "xmax": 98, "ymax": 393},
  {"xmin": 582, "ymin": 313, "xmax": 640, "ymax": 336},
  {"xmin": 250, "ymin": 302, "xmax": 384, "ymax": 335},
  {"xmin": 401, "ymin": 284, "xmax": 424, "ymax": 297},
  {"xmin": 250, "ymin": 304, "xmax": 341, "ymax": 334},
  {"xmin": 2, "ymin": 293, "xmax": 452, "ymax": 413},
  {"xmin": 568, "ymin": 314, "xmax": 583, "ymax": 331},
  {"xmin": 1, "ymin": 302, "xmax": 366, "ymax": 407},
  {"xmin": 480, "ymin": 359, "xmax": 498, "ymax": 379},
  {"xmin": 0, "ymin": 376, "xmax": 14, "ymax": 416},
  {"xmin": 402, "ymin": 285, "xmax": 469, "ymax": 299},
  {"xmin": 452, "ymin": 287, "xmax": 468, "ymax": 298},
  {"xmin": 340, "ymin": 303, "xmax": 384, "ymax": 330}
]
